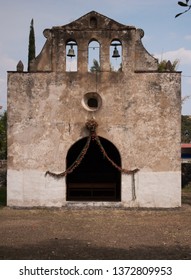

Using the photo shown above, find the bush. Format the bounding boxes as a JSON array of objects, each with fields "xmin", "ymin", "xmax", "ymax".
[
  {"xmin": 0, "ymin": 187, "xmax": 6, "ymax": 206},
  {"xmin": 0, "ymin": 169, "xmax": 6, "ymax": 188},
  {"xmin": 182, "ymin": 163, "xmax": 191, "ymax": 188},
  {"xmin": 0, "ymin": 111, "xmax": 7, "ymax": 160}
]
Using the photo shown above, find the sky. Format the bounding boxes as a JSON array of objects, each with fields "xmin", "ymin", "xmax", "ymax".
[{"xmin": 0, "ymin": 0, "xmax": 191, "ymax": 115}]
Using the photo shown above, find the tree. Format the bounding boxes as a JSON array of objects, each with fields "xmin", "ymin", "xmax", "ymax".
[
  {"xmin": 0, "ymin": 111, "xmax": 7, "ymax": 160},
  {"xmin": 28, "ymin": 19, "xmax": 36, "ymax": 71},
  {"xmin": 182, "ymin": 115, "xmax": 191, "ymax": 143},
  {"xmin": 175, "ymin": 2, "xmax": 191, "ymax": 113},
  {"xmin": 176, "ymin": 1, "xmax": 191, "ymax": 17},
  {"xmin": 90, "ymin": 59, "xmax": 100, "ymax": 72}
]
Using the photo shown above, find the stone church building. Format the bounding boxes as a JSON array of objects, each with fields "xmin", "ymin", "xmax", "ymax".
[{"xmin": 7, "ymin": 11, "xmax": 181, "ymax": 207}]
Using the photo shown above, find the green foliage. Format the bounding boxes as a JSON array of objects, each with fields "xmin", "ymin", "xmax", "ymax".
[
  {"xmin": 176, "ymin": 1, "xmax": 191, "ymax": 17},
  {"xmin": 182, "ymin": 115, "xmax": 191, "ymax": 143},
  {"xmin": 158, "ymin": 59, "xmax": 179, "ymax": 72},
  {"xmin": 182, "ymin": 163, "xmax": 191, "ymax": 188},
  {"xmin": 183, "ymin": 182, "xmax": 191, "ymax": 191},
  {"xmin": 0, "ymin": 111, "xmax": 7, "ymax": 160},
  {"xmin": 158, "ymin": 60, "xmax": 168, "ymax": 72},
  {"xmin": 90, "ymin": 59, "xmax": 100, "ymax": 72},
  {"xmin": 0, "ymin": 185, "xmax": 6, "ymax": 206},
  {"xmin": 0, "ymin": 169, "xmax": 6, "ymax": 187},
  {"xmin": 28, "ymin": 19, "xmax": 36, "ymax": 71}
]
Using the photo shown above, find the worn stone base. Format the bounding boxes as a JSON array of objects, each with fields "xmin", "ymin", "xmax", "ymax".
[
  {"xmin": 7, "ymin": 169, "xmax": 65, "ymax": 207},
  {"xmin": 7, "ymin": 169, "xmax": 181, "ymax": 208},
  {"xmin": 121, "ymin": 172, "xmax": 181, "ymax": 208}
]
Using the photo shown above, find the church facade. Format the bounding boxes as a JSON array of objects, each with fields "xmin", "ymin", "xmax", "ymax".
[{"xmin": 7, "ymin": 11, "xmax": 181, "ymax": 207}]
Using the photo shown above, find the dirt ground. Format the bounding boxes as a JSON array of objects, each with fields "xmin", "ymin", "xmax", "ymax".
[{"xmin": 0, "ymin": 191, "xmax": 191, "ymax": 260}]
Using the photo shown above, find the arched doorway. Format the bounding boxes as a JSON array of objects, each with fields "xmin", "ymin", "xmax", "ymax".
[{"xmin": 66, "ymin": 137, "xmax": 121, "ymax": 201}]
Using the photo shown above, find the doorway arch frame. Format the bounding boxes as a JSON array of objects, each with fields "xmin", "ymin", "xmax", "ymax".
[{"xmin": 66, "ymin": 136, "xmax": 122, "ymax": 201}]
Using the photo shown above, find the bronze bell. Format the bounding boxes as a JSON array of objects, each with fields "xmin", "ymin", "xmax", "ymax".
[
  {"xmin": 112, "ymin": 46, "xmax": 120, "ymax": 58},
  {"xmin": 67, "ymin": 45, "xmax": 75, "ymax": 57}
]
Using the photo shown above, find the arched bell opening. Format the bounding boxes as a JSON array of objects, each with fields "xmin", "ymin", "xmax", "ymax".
[
  {"xmin": 110, "ymin": 39, "xmax": 122, "ymax": 72},
  {"xmin": 88, "ymin": 39, "xmax": 101, "ymax": 72},
  {"xmin": 66, "ymin": 136, "xmax": 121, "ymax": 201},
  {"xmin": 66, "ymin": 40, "xmax": 78, "ymax": 72}
]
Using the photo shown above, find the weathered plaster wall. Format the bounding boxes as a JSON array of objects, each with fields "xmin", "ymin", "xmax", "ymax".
[
  {"xmin": 7, "ymin": 70, "xmax": 181, "ymax": 207},
  {"xmin": 7, "ymin": 170, "xmax": 181, "ymax": 208},
  {"xmin": 121, "ymin": 172, "xmax": 181, "ymax": 208},
  {"xmin": 8, "ymin": 71, "xmax": 181, "ymax": 170},
  {"xmin": 7, "ymin": 11, "xmax": 181, "ymax": 207}
]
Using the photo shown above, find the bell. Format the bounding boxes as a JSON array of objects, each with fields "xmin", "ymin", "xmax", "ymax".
[
  {"xmin": 112, "ymin": 46, "xmax": 120, "ymax": 58},
  {"xmin": 67, "ymin": 45, "xmax": 75, "ymax": 57}
]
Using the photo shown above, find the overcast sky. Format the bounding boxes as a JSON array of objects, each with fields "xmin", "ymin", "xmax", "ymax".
[{"xmin": 0, "ymin": 0, "xmax": 191, "ymax": 114}]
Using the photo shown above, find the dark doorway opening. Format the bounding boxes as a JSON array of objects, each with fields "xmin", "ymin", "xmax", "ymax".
[{"xmin": 66, "ymin": 137, "xmax": 121, "ymax": 201}]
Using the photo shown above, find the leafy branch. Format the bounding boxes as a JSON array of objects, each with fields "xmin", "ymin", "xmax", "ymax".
[
  {"xmin": 175, "ymin": 1, "xmax": 191, "ymax": 17},
  {"xmin": 90, "ymin": 59, "xmax": 100, "ymax": 72}
]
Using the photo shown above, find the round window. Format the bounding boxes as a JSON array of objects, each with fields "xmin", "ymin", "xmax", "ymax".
[
  {"xmin": 82, "ymin": 92, "xmax": 102, "ymax": 112},
  {"xmin": 87, "ymin": 97, "xmax": 98, "ymax": 108}
]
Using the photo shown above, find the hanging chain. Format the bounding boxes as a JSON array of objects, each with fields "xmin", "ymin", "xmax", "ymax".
[
  {"xmin": 45, "ymin": 135, "xmax": 91, "ymax": 178},
  {"xmin": 45, "ymin": 119, "xmax": 139, "ymax": 178}
]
